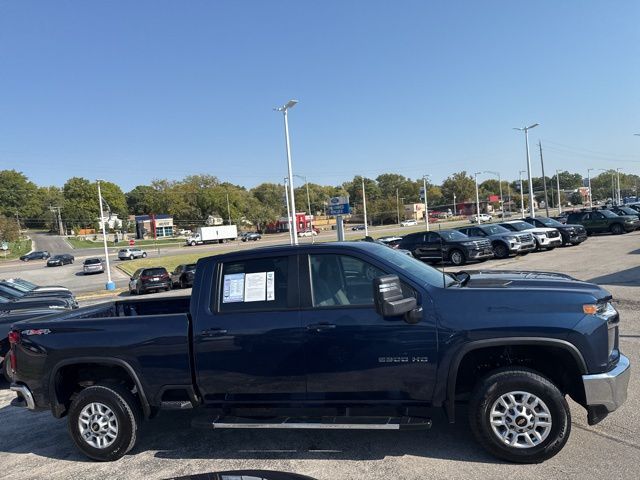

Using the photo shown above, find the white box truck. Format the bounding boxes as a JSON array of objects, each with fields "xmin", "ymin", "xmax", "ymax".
[{"xmin": 185, "ymin": 225, "xmax": 238, "ymax": 246}]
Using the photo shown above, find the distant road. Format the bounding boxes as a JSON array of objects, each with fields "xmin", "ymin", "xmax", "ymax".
[{"xmin": 31, "ymin": 232, "xmax": 74, "ymax": 254}]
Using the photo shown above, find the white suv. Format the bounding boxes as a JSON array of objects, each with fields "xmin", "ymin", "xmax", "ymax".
[
  {"xmin": 498, "ymin": 220, "xmax": 562, "ymax": 250},
  {"xmin": 400, "ymin": 219, "xmax": 418, "ymax": 227},
  {"xmin": 118, "ymin": 248, "xmax": 147, "ymax": 260}
]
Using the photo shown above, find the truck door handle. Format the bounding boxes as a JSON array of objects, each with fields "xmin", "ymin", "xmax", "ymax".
[
  {"xmin": 201, "ymin": 328, "xmax": 228, "ymax": 337},
  {"xmin": 306, "ymin": 323, "xmax": 336, "ymax": 332}
]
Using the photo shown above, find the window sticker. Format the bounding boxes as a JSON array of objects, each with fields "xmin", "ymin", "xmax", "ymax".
[
  {"xmin": 244, "ymin": 272, "xmax": 267, "ymax": 302},
  {"xmin": 266, "ymin": 271, "xmax": 275, "ymax": 301},
  {"xmin": 222, "ymin": 273, "xmax": 245, "ymax": 303}
]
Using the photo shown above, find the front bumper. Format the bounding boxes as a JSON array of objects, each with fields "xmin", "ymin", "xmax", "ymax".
[
  {"xmin": 582, "ymin": 354, "xmax": 630, "ymax": 414},
  {"xmin": 510, "ymin": 242, "xmax": 536, "ymax": 253},
  {"xmin": 468, "ymin": 249, "xmax": 494, "ymax": 260},
  {"xmin": 535, "ymin": 235, "xmax": 563, "ymax": 247}
]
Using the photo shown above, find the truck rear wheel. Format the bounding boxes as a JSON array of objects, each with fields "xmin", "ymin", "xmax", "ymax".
[
  {"xmin": 68, "ymin": 384, "xmax": 141, "ymax": 462},
  {"xmin": 468, "ymin": 367, "xmax": 570, "ymax": 463}
]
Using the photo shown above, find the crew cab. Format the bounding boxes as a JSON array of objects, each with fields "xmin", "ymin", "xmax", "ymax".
[
  {"xmin": 398, "ymin": 229, "xmax": 493, "ymax": 265},
  {"xmin": 566, "ymin": 210, "xmax": 638, "ymax": 235},
  {"xmin": 7, "ymin": 243, "xmax": 630, "ymax": 464}
]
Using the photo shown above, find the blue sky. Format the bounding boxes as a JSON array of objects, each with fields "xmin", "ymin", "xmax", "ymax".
[{"xmin": 1, "ymin": 0, "xmax": 638, "ymax": 191}]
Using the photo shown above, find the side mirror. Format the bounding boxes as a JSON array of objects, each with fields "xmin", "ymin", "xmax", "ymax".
[{"xmin": 373, "ymin": 275, "xmax": 418, "ymax": 319}]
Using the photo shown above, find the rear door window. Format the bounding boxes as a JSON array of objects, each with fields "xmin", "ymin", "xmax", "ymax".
[{"xmin": 218, "ymin": 256, "xmax": 291, "ymax": 312}]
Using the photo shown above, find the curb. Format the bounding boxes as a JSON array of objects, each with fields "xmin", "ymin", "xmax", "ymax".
[{"xmin": 76, "ymin": 289, "xmax": 127, "ymax": 301}]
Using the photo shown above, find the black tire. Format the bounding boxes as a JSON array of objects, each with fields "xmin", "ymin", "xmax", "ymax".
[
  {"xmin": 190, "ymin": 241, "xmax": 196, "ymax": 246},
  {"xmin": 449, "ymin": 249, "xmax": 466, "ymax": 266},
  {"xmin": 468, "ymin": 367, "xmax": 571, "ymax": 464},
  {"xmin": 610, "ymin": 223, "xmax": 623, "ymax": 235},
  {"xmin": 493, "ymin": 242, "xmax": 509, "ymax": 259},
  {"xmin": 129, "ymin": 255, "xmax": 134, "ymax": 260},
  {"xmin": 141, "ymin": 252, "xmax": 147, "ymax": 258},
  {"xmin": 67, "ymin": 384, "xmax": 141, "ymax": 462}
]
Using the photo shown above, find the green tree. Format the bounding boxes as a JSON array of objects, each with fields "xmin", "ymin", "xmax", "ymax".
[
  {"xmin": 0, "ymin": 170, "xmax": 43, "ymax": 225},
  {"xmin": 441, "ymin": 171, "xmax": 475, "ymax": 203}
]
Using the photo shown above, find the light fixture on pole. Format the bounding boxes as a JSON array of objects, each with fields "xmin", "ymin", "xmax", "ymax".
[
  {"xmin": 519, "ymin": 170, "xmax": 526, "ymax": 218},
  {"xmin": 474, "ymin": 172, "xmax": 482, "ymax": 223},
  {"xmin": 294, "ymin": 174, "xmax": 314, "ymax": 243},
  {"xmin": 96, "ymin": 180, "xmax": 115, "ymax": 291},
  {"xmin": 555, "ymin": 169, "xmax": 562, "ymax": 214},
  {"xmin": 483, "ymin": 170, "xmax": 503, "ymax": 219},
  {"xmin": 283, "ymin": 177, "xmax": 293, "ymax": 245},
  {"xmin": 274, "ymin": 99, "xmax": 299, "ymax": 245},
  {"xmin": 513, "ymin": 123, "xmax": 539, "ymax": 217},
  {"xmin": 421, "ymin": 175, "xmax": 430, "ymax": 231}
]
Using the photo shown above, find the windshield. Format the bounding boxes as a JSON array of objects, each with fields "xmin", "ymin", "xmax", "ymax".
[
  {"xmin": 372, "ymin": 244, "xmax": 456, "ymax": 288},
  {"xmin": 482, "ymin": 225, "xmax": 510, "ymax": 235},
  {"xmin": 440, "ymin": 230, "xmax": 468, "ymax": 241},
  {"xmin": 143, "ymin": 268, "xmax": 167, "ymax": 276},
  {"xmin": 601, "ymin": 210, "xmax": 619, "ymax": 218},
  {"xmin": 504, "ymin": 221, "xmax": 531, "ymax": 231},
  {"xmin": 535, "ymin": 217, "xmax": 563, "ymax": 227},
  {"xmin": 617, "ymin": 208, "xmax": 637, "ymax": 215}
]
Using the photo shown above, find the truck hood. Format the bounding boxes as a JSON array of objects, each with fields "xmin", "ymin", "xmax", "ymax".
[{"xmin": 458, "ymin": 269, "xmax": 611, "ymax": 299}]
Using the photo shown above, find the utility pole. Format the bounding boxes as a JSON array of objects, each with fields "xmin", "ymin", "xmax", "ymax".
[
  {"xmin": 453, "ymin": 193, "xmax": 457, "ymax": 216},
  {"xmin": 616, "ymin": 168, "xmax": 622, "ymax": 204},
  {"xmin": 226, "ymin": 193, "xmax": 231, "ymax": 226},
  {"xmin": 556, "ymin": 170, "xmax": 562, "ymax": 214},
  {"xmin": 362, "ymin": 178, "xmax": 369, "ymax": 237},
  {"xmin": 274, "ymin": 99, "xmax": 299, "ymax": 245},
  {"xmin": 474, "ymin": 172, "xmax": 482, "ymax": 223},
  {"xmin": 538, "ymin": 141, "xmax": 550, "ymax": 218},
  {"xmin": 514, "ymin": 123, "xmax": 539, "ymax": 217},
  {"xmin": 97, "ymin": 180, "xmax": 115, "ymax": 291},
  {"xmin": 15, "ymin": 211, "xmax": 20, "ymax": 232},
  {"xmin": 396, "ymin": 188, "xmax": 400, "ymax": 225}
]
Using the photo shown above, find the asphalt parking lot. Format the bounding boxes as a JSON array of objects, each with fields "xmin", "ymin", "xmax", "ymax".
[{"xmin": 0, "ymin": 231, "xmax": 638, "ymax": 479}]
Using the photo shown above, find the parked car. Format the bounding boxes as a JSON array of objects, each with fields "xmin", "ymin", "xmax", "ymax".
[
  {"xmin": 469, "ymin": 213, "xmax": 492, "ymax": 223},
  {"xmin": 398, "ymin": 229, "xmax": 493, "ymax": 266},
  {"xmin": 8, "ymin": 242, "xmax": 630, "ymax": 463},
  {"xmin": 0, "ymin": 281, "xmax": 77, "ymax": 306},
  {"xmin": 0, "ymin": 290, "xmax": 74, "ymax": 312},
  {"xmin": 118, "ymin": 248, "xmax": 147, "ymax": 260},
  {"xmin": 498, "ymin": 220, "xmax": 562, "ymax": 250},
  {"xmin": 566, "ymin": 210, "xmax": 639, "ymax": 235},
  {"xmin": 19, "ymin": 251, "xmax": 50, "ymax": 261},
  {"xmin": 298, "ymin": 229, "xmax": 318, "ymax": 237},
  {"xmin": 241, "ymin": 232, "xmax": 262, "ymax": 242},
  {"xmin": 400, "ymin": 219, "xmax": 418, "ymax": 227},
  {"xmin": 351, "ymin": 225, "xmax": 366, "ymax": 231},
  {"xmin": 82, "ymin": 258, "xmax": 105, "ymax": 274},
  {"xmin": 46, "ymin": 254, "xmax": 75, "ymax": 267},
  {"xmin": 171, "ymin": 264, "xmax": 197, "ymax": 289},
  {"xmin": 376, "ymin": 236, "xmax": 403, "ymax": 247},
  {"xmin": 523, "ymin": 217, "xmax": 588, "ymax": 246},
  {"xmin": 128, "ymin": 267, "xmax": 171, "ymax": 295},
  {"xmin": 2, "ymin": 278, "xmax": 72, "ymax": 296},
  {"xmin": 457, "ymin": 224, "xmax": 536, "ymax": 259},
  {"xmin": 624, "ymin": 202, "xmax": 640, "ymax": 214},
  {"xmin": 607, "ymin": 205, "xmax": 640, "ymax": 221}
]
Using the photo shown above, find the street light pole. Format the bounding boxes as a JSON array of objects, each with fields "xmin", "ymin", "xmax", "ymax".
[
  {"xmin": 422, "ymin": 175, "xmax": 430, "ymax": 231},
  {"xmin": 96, "ymin": 180, "xmax": 115, "ymax": 291},
  {"xmin": 538, "ymin": 141, "xmax": 550, "ymax": 218},
  {"xmin": 274, "ymin": 99, "xmax": 299, "ymax": 245},
  {"xmin": 396, "ymin": 188, "xmax": 400, "ymax": 225},
  {"xmin": 283, "ymin": 177, "xmax": 293, "ymax": 245},
  {"xmin": 519, "ymin": 170, "xmax": 526, "ymax": 218},
  {"xmin": 362, "ymin": 178, "xmax": 369, "ymax": 237},
  {"xmin": 587, "ymin": 169, "xmax": 594, "ymax": 208},
  {"xmin": 226, "ymin": 193, "xmax": 231, "ymax": 226},
  {"xmin": 474, "ymin": 172, "xmax": 482, "ymax": 223},
  {"xmin": 514, "ymin": 123, "xmax": 539, "ymax": 217},
  {"xmin": 453, "ymin": 193, "xmax": 457, "ymax": 216},
  {"xmin": 616, "ymin": 168, "xmax": 622, "ymax": 204},
  {"xmin": 556, "ymin": 170, "xmax": 562, "ymax": 214}
]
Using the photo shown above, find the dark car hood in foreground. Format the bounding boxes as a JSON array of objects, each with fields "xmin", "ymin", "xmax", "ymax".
[{"xmin": 458, "ymin": 270, "xmax": 610, "ymax": 299}]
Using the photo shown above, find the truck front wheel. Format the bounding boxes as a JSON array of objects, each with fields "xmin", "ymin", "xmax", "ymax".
[
  {"xmin": 468, "ymin": 367, "xmax": 570, "ymax": 463},
  {"xmin": 68, "ymin": 384, "xmax": 141, "ymax": 462}
]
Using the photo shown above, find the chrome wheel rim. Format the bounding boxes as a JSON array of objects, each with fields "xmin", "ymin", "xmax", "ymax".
[
  {"xmin": 489, "ymin": 391, "xmax": 552, "ymax": 449},
  {"xmin": 78, "ymin": 402, "xmax": 119, "ymax": 449},
  {"xmin": 451, "ymin": 251, "xmax": 463, "ymax": 264}
]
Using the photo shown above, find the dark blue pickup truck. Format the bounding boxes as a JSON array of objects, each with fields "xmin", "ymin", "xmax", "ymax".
[{"xmin": 7, "ymin": 243, "xmax": 630, "ymax": 463}]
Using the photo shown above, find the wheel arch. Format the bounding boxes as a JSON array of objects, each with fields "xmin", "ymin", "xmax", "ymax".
[
  {"xmin": 440, "ymin": 337, "xmax": 587, "ymax": 423},
  {"xmin": 48, "ymin": 357, "xmax": 151, "ymax": 419}
]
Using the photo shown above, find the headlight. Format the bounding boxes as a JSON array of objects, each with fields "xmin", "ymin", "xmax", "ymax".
[
  {"xmin": 462, "ymin": 241, "xmax": 476, "ymax": 247},
  {"xmin": 506, "ymin": 235, "xmax": 518, "ymax": 243},
  {"xmin": 584, "ymin": 302, "xmax": 619, "ymax": 357}
]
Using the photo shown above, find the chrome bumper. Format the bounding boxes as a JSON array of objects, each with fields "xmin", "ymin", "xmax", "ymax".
[
  {"xmin": 10, "ymin": 383, "xmax": 36, "ymax": 410},
  {"xmin": 582, "ymin": 354, "xmax": 630, "ymax": 413}
]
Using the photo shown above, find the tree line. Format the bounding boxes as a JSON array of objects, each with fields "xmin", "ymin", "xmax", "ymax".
[{"xmin": 0, "ymin": 168, "xmax": 638, "ymax": 235}]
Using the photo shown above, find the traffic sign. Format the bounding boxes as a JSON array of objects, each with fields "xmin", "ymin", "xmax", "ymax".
[
  {"xmin": 328, "ymin": 196, "xmax": 351, "ymax": 215},
  {"xmin": 129, "ymin": 239, "xmax": 135, "ymax": 246}
]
